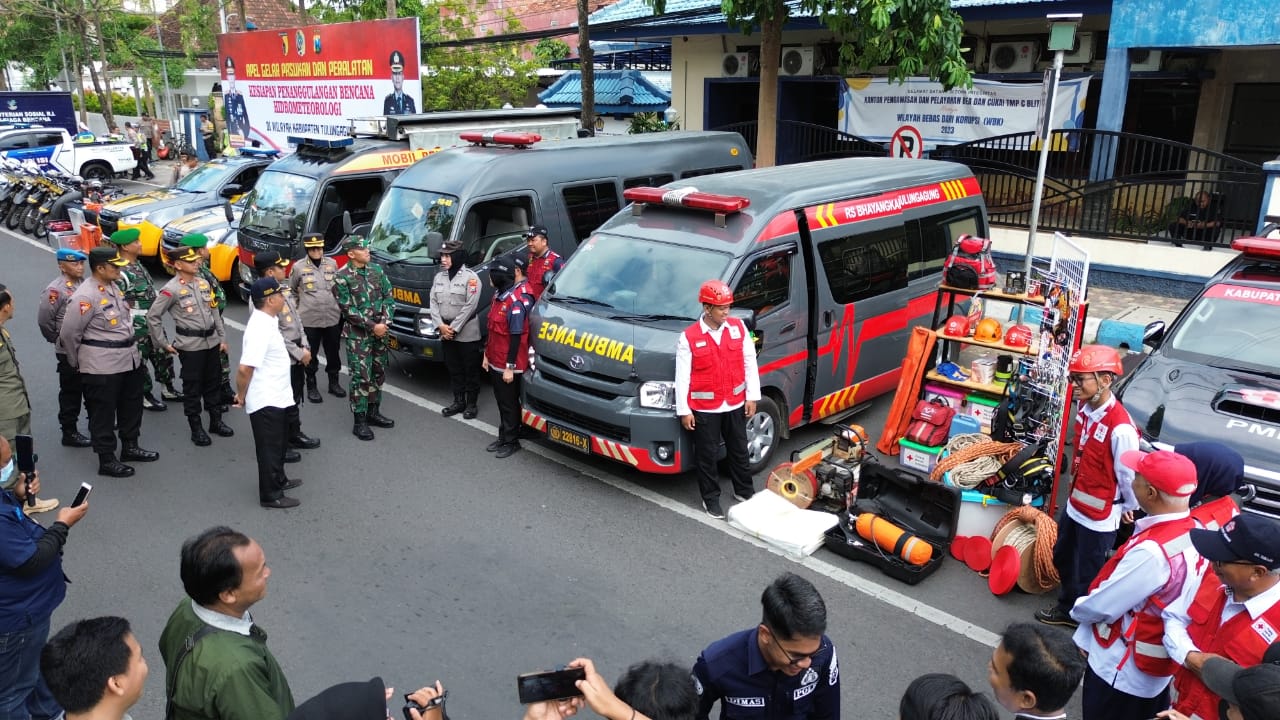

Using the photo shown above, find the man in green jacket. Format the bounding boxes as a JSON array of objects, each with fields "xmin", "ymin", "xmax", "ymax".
[{"xmin": 159, "ymin": 526, "xmax": 294, "ymax": 720}]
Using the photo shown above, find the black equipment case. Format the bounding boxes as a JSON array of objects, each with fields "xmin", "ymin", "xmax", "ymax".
[{"xmin": 822, "ymin": 463, "xmax": 960, "ymax": 585}]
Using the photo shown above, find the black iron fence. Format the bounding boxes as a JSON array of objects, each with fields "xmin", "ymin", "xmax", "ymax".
[{"xmin": 712, "ymin": 121, "xmax": 1265, "ymax": 245}]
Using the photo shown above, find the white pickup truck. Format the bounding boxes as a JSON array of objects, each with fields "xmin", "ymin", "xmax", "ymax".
[{"xmin": 0, "ymin": 125, "xmax": 137, "ymax": 180}]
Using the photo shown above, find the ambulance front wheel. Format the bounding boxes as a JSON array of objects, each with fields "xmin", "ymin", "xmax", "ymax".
[{"xmin": 742, "ymin": 396, "xmax": 781, "ymax": 476}]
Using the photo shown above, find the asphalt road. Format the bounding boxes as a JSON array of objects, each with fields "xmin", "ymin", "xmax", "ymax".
[{"xmin": 3, "ymin": 220, "xmax": 1080, "ymax": 720}]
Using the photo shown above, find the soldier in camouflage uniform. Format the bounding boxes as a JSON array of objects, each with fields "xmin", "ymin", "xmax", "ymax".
[
  {"xmin": 180, "ymin": 233, "xmax": 235, "ymax": 408},
  {"xmin": 332, "ymin": 235, "xmax": 395, "ymax": 441},
  {"xmin": 111, "ymin": 228, "xmax": 180, "ymax": 411}
]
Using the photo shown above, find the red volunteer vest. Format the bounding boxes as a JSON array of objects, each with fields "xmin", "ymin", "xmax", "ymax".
[
  {"xmin": 1189, "ymin": 496, "xmax": 1240, "ymax": 531},
  {"xmin": 1087, "ymin": 516, "xmax": 1198, "ymax": 677},
  {"xmin": 526, "ymin": 250, "xmax": 562, "ymax": 301},
  {"xmin": 683, "ymin": 318, "xmax": 747, "ymax": 412},
  {"xmin": 1069, "ymin": 400, "xmax": 1135, "ymax": 521},
  {"xmin": 1172, "ymin": 573, "xmax": 1280, "ymax": 720},
  {"xmin": 484, "ymin": 287, "xmax": 530, "ymax": 370}
]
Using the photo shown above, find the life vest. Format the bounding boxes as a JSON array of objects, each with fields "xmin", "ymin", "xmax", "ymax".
[
  {"xmin": 1088, "ymin": 516, "xmax": 1198, "ymax": 677},
  {"xmin": 683, "ymin": 318, "xmax": 747, "ymax": 412},
  {"xmin": 1189, "ymin": 496, "xmax": 1239, "ymax": 531},
  {"xmin": 1172, "ymin": 573, "xmax": 1280, "ymax": 720},
  {"xmin": 1069, "ymin": 400, "xmax": 1135, "ymax": 521}
]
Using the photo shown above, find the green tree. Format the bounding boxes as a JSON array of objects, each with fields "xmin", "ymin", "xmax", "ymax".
[
  {"xmin": 533, "ymin": 37, "xmax": 571, "ymax": 67},
  {"xmin": 650, "ymin": 0, "xmax": 971, "ymax": 166}
]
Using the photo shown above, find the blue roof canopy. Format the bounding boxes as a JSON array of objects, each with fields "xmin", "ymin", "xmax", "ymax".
[{"xmin": 539, "ymin": 69, "xmax": 672, "ymax": 115}]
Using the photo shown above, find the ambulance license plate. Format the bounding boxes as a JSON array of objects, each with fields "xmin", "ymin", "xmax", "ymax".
[{"xmin": 547, "ymin": 422, "xmax": 590, "ymax": 454}]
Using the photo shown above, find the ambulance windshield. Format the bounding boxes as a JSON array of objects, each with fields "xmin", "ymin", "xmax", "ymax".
[
  {"xmin": 367, "ymin": 187, "xmax": 458, "ymax": 262},
  {"xmin": 548, "ymin": 234, "xmax": 730, "ymax": 320},
  {"xmin": 241, "ymin": 171, "xmax": 316, "ymax": 238}
]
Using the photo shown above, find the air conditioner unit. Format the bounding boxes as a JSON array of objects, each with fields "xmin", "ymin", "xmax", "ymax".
[
  {"xmin": 780, "ymin": 47, "xmax": 815, "ymax": 76},
  {"xmin": 989, "ymin": 41, "xmax": 1039, "ymax": 73},
  {"xmin": 721, "ymin": 52, "xmax": 749, "ymax": 78},
  {"xmin": 1062, "ymin": 32, "xmax": 1095, "ymax": 64},
  {"xmin": 1130, "ymin": 49, "xmax": 1163, "ymax": 72}
]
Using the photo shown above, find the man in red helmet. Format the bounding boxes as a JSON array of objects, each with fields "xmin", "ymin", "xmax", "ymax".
[
  {"xmin": 1036, "ymin": 344, "xmax": 1140, "ymax": 628},
  {"xmin": 675, "ymin": 279, "xmax": 761, "ymax": 519}
]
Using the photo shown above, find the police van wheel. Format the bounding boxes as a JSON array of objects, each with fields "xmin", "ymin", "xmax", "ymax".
[{"xmin": 743, "ymin": 396, "xmax": 781, "ymax": 475}]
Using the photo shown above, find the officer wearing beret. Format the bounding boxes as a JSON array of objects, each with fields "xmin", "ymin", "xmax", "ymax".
[
  {"xmin": 149, "ymin": 246, "xmax": 231, "ymax": 447},
  {"xmin": 289, "ymin": 234, "xmax": 345, "ymax": 403},
  {"xmin": 182, "ymin": 233, "xmax": 235, "ymax": 409},
  {"xmin": 223, "ymin": 55, "xmax": 250, "ymax": 143},
  {"xmin": 112, "ymin": 228, "xmax": 181, "ymax": 412},
  {"xmin": 255, "ymin": 251, "xmax": 320, "ymax": 452},
  {"xmin": 429, "ymin": 239, "xmax": 482, "ymax": 419},
  {"xmin": 59, "ymin": 247, "xmax": 160, "ymax": 477},
  {"xmin": 37, "ymin": 248, "xmax": 91, "ymax": 449},
  {"xmin": 383, "ymin": 50, "xmax": 416, "ymax": 115},
  {"xmin": 333, "ymin": 235, "xmax": 395, "ymax": 440}
]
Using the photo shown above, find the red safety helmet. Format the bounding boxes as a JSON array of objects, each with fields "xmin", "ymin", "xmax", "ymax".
[
  {"xmin": 1004, "ymin": 324, "xmax": 1033, "ymax": 349},
  {"xmin": 1069, "ymin": 344, "xmax": 1125, "ymax": 376},
  {"xmin": 943, "ymin": 314, "xmax": 970, "ymax": 337},
  {"xmin": 698, "ymin": 279, "xmax": 734, "ymax": 306}
]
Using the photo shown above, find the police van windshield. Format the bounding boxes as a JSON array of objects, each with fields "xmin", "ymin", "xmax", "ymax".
[
  {"xmin": 549, "ymin": 234, "xmax": 731, "ymax": 320},
  {"xmin": 1167, "ymin": 287, "xmax": 1280, "ymax": 371},
  {"xmin": 241, "ymin": 171, "xmax": 316, "ymax": 237},
  {"xmin": 367, "ymin": 187, "xmax": 458, "ymax": 262},
  {"xmin": 175, "ymin": 162, "xmax": 237, "ymax": 194}
]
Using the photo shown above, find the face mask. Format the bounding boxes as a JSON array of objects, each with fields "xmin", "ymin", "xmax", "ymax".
[{"xmin": 0, "ymin": 457, "xmax": 13, "ymax": 489}]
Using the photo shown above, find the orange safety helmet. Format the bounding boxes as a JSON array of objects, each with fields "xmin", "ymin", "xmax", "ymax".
[
  {"xmin": 974, "ymin": 317, "xmax": 1003, "ymax": 343},
  {"xmin": 943, "ymin": 314, "xmax": 971, "ymax": 337},
  {"xmin": 1004, "ymin": 324, "xmax": 1034, "ymax": 349},
  {"xmin": 698, "ymin": 279, "xmax": 734, "ymax": 306},
  {"xmin": 1069, "ymin": 344, "xmax": 1125, "ymax": 376}
]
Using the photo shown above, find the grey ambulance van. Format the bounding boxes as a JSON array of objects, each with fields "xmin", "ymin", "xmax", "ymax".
[
  {"xmin": 523, "ymin": 157, "xmax": 988, "ymax": 474},
  {"xmin": 367, "ymin": 131, "xmax": 752, "ymax": 359}
]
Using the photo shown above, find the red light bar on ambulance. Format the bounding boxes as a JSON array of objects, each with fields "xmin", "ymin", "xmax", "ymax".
[
  {"xmin": 622, "ymin": 186, "xmax": 749, "ymax": 228},
  {"xmin": 459, "ymin": 131, "xmax": 540, "ymax": 147},
  {"xmin": 1231, "ymin": 236, "xmax": 1280, "ymax": 260}
]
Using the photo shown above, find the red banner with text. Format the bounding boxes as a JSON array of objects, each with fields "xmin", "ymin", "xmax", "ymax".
[{"xmin": 217, "ymin": 18, "xmax": 422, "ymax": 152}]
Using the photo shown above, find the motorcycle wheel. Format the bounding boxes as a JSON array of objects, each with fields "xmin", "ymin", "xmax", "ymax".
[
  {"xmin": 21, "ymin": 205, "xmax": 41, "ymax": 235},
  {"xmin": 4, "ymin": 202, "xmax": 24, "ymax": 230},
  {"xmin": 33, "ymin": 213, "xmax": 49, "ymax": 242}
]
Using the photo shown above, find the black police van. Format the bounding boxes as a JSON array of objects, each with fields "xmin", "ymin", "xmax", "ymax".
[{"xmin": 1116, "ymin": 236, "xmax": 1280, "ymax": 519}]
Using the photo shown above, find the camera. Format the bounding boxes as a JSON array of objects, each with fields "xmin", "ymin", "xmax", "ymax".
[{"xmin": 402, "ymin": 691, "xmax": 446, "ymax": 720}]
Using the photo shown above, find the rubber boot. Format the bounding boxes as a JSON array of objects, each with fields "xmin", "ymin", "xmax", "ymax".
[
  {"xmin": 97, "ymin": 452, "xmax": 135, "ymax": 478},
  {"xmin": 441, "ymin": 393, "xmax": 466, "ymax": 417},
  {"xmin": 352, "ymin": 412, "xmax": 374, "ymax": 441},
  {"xmin": 463, "ymin": 391, "xmax": 478, "ymax": 420},
  {"xmin": 188, "ymin": 415, "xmax": 212, "ymax": 447},
  {"xmin": 367, "ymin": 404, "xmax": 395, "ymax": 428},
  {"xmin": 208, "ymin": 411, "xmax": 235, "ymax": 437},
  {"xmin": 328, "ymin": 375, "xmax": 346, "ymax": 398},
  {"xmin": 120, "ymin": 441, "xmax": 159, "ymax": 462},
  {"xmin": 306, "ymin": 377, "xmax": 323, "ymax": 404}
]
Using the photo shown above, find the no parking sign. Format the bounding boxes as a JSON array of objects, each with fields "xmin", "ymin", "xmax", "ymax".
[{"xmin": 890, "ymin": 125, "xmax": 924, "ymax": 159}]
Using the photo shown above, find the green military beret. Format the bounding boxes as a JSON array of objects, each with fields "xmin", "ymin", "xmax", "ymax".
[
  {"xmin": 181, "ymin": 233, "xmax": 209, "ymax": 249},
  {"xmin": 344, "ymin": 235, "xmax": 371, "ymax": 252},
  {"xmin": 108, "ymin": 228, "xmax": 141, "ymax": 245}
]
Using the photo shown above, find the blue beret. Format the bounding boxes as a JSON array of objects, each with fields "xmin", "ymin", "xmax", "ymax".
[{"xmin": 56, "ymin": 248, "xmax": 87, "ymax": 262}]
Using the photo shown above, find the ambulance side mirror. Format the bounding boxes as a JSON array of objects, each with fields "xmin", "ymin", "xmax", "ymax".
[
  {"xmin": 730, "ymin": 307, "xmax": 761, "ymax": 352},
  {"xmin": 1144, "ymin": 320, "xmax": 1166, "ymax": 349},
  {"xmin": 543, "ymin": 268, "xmax": 557, "ymax": 286}
]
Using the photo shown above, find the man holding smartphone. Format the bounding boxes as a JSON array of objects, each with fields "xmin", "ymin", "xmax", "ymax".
[
  {"xmin": 0, "ymin": 435, "xmax": 89, "ymax": 720},
  {"xmin": 0, "ymin": 282, "xmax": 58, "ymax": 512}
]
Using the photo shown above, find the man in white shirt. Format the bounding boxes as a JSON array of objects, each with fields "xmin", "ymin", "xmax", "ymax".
[
  {"xmin": 675, "ymin": 279, "xmax": 760, "ymax": 520},
  {"xmin": 233, "ymin": 278, "xmax": 301, "ymax": 509}
]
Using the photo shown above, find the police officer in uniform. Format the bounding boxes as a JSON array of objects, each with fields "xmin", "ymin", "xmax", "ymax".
[
  {"xmin": 59, "ymin": 247, "xmax": 160, "ymax": 477},
  {"xmin": 256, "ymin": 251, "xmax": 320, "ymax": 452},
  {"xmin": 289, "ymin": 233, "xmax": 345, "ymax": 402},
  {"xmin": 523, "ymin": 225, "xmax": 564, "ymax": 302},
  {"xmin": 482, "ymin": 255, "xmax": 531, "ymax": 458},
  {"xmin": 37, "ymin": 248, "xmax": 91, "ymax": 447},
  {"xmin": 148, "ymin": 246, "xmax": 231, "ymax": 447},
  {"xmin": 223, "ymin": 56, "xmax": 250, "ymax": 142},
  {"xmin": 181, "ymin": 233, "xmax": 235, "ymax": 409},
  {"xmin": 383, "ymin": 50, "xmax": 416, "ymax": 115},
  {"xmin": 429, "ymin": 239, "xmax": 482, "ymax": 420},
  {"xmin": 113, "ymin": 228, "xmax": 181, "ymax": 411},
  {"xmin": 333, "ymin": 235, "xmax": 396, "ymax": 441}
]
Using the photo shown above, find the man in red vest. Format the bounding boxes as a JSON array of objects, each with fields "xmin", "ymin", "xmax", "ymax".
[
  {"xmin": 1070, "ymin": 449, "xmax": 1200, "ymax": 720},
  {"xmin": 1162, "ymin": 513, "xmax": 1280, "ymax": 720},
  {"xmin": 1038, "ymin": 345, "xmax": 1140, "ymax": 629},
  {"xmin": 675, "ymin": 280, "xmax": 760, "ymax": 520},
  {"xmin": 523, "ymin": 225, "xmax": 563, "ymax": 302}
]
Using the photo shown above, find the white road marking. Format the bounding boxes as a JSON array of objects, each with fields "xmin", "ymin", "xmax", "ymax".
[{"xmin": 7, "ymin": 228, "xmax": 1000, "ymax": 649}]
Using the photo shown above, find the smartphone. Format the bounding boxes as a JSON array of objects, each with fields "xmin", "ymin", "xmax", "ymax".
[
  {"xmin": 71, "ymin": 482, "xmax": 92, "ymax": 507},
  {"xmin": 15, "ymin": 435, "xmax": 35, "ymax": 507},
  {"xmin": 517, "ymin": 668, "xmax": 586, "ymax": 704}
]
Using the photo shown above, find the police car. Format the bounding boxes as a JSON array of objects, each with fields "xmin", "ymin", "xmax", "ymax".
[
  {"xmin": 0, "ymin": 124, "xmax": 135, "ymax": 180},
  {"xmin": 158, "ymin": 195, "xmax": 246, "ymax": 285},
  {"xmin": 1115, "ymin": 236, "xmax": 1280, "ymax": 519}
]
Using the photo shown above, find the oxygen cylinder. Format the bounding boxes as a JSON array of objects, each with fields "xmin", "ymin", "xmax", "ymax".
[{"xmin": 854, "ymin": 513, "xmax": 933, "ymax": 566}]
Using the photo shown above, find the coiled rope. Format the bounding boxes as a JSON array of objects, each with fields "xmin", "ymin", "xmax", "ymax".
[
  {"xmin": 930, "ymin": 434, "xmax": 1023, "ymax": 487},
  {"xmin": 991, "ymin": 506, "xmax": 1060, "ymax": 592}
]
